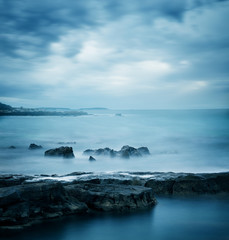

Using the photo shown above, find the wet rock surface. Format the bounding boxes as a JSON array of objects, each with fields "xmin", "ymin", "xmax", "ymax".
[
  {"xmin": 0, "ymin": 175, "xmax": 32, "ymax": 188},
  {"xmin": 0, "ymin": 176, "xmax": 156, "ymax": 228},
  {"xmin": 70, "ymin": 171, "xmax": 229, "ymax": 196},
  {"xmin": 0, "ymin": 182, "xmax": 88, "ymax": 228},
  {"xmin": 65, "ymin": 183, "xmax": 155, "ymax": 212},
  {"xmin": 44, "ymin": 146, "xmax": 74, "ymax": 158},
  {"xmin": 83, "ymin": 145, "xmax": 150, "ymax": 158},
  {"xmin": 0, "ymin": 171, "xmax": 228, "ymax": 228},
  {"xmin": 144, "ymin": 172, "xmax": 229, "ymax": 195}
]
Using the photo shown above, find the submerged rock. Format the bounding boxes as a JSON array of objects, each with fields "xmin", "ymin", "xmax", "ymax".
[
  {"xmin": 45, "ymin": 146, "xmax": 74, "ymax": 158},
  {"xmin": 29, "ymin": 143, "xmax": 42, "ymax": 150},
  {"xmin": 83, "ymin": 145, "xmax": 150, "ymax": 158}
]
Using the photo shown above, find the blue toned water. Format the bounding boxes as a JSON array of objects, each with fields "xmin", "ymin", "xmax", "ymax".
[
  {"xmin": 1, "ymin": 196, "xmax": 229, "ymax": 240},
  {"xmin": 0, "ymin": 109, "xmax": 229, "ymax": 239},
  {"xmin": 0, "ymin": 109, "xmax": 228, "ymax": 174}
]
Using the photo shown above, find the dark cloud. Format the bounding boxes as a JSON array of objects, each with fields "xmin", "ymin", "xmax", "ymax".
[
  {"xmin": 0, "ymin": 0, "xmax": 228, "ymax": 108},
  {"xmin": 1, "ymin": 0, "xmax": 226, "ymax": 58},
  {"xmin": 0, "ymin": 0, "xmax": 97, "ymax": 58}
]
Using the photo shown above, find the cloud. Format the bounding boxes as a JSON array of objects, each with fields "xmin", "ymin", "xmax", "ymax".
[
  {"xmin": 1, "ymin": 0, "xmax": 225, "ymax": 58},
  {"xmin": 0, "ymin": 0, "xmax": 229, "ymax": 108}
]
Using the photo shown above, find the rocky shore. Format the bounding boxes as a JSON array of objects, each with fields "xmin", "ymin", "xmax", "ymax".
[
  {"xmin": 0, "ymin": 174, "xmax": 156, "ymax": 229},
  {"xmin": 0, "ymin": 171, "xmax": 228, "ymax": 229}
]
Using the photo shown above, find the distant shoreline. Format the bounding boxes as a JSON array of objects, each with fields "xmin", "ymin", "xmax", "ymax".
[
  {"xmin": 0, "ymin": 102, "xmax": 91, "ymax": 116},
  {"xmin": 0, "ymin": 110, "xmax": 88, "ymax": 117},
  {"xmin": 0, "ymin": 102, "xmax": 88, "ymax": 116}
]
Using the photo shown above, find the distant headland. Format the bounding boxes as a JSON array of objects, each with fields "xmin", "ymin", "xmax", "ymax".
[{"xmin": 0, "ymin": 102, "xmax": 88, "ymax": 117}]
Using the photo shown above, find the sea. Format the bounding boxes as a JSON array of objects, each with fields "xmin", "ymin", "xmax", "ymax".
[{"xmin": 0, "ymin": 109, "xmax": 229, "ymax": 239}]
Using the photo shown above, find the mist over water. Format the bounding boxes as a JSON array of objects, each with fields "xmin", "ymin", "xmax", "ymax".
[
  {"xmin": 1, "ymin": 109, "xmax": 229, "ymax": 240},
  {"xmin": 0, "ymin": 109, "xmax": 228, "ymax": 175}
]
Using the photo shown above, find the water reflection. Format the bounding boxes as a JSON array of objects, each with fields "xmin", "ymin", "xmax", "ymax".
[{"xmin": 1, "ymin": 196, "xmax": 229, "ymax": 240}]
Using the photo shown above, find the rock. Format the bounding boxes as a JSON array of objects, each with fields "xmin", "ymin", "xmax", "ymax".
[
  {"xmin": 144, "ymin": 172, "xmax": 229, "ymax": 196},
  {"xmin": 89, "ymin": 156, "xmax": 96, "ymax": 161},
  {"xmin": 1, "ymin": 171, "xmax": 228, "ymax": 228},
  {"xmin": 8, "ymin": 146, "xmax": 16, "ymax": 149},
  {"xmin": 40, "ymin": 174, "xmax": 50, "ymax": 177},
  {"xmin": 0, "ymin": 181, "xmax": 156, "ymax": 228},
  {"xmin": 45, "ymin": 146, "xmax": 75, "ymax": 158},
  {"xmin": 83, "ymin": 146, "xmax": 150, "ymax": 158},
  {"xmin": 145, "ymin": 180, "xmax": 175, "ymax": 195},
  {"xmin": 65, "ymin": 183, "xmax": 156, "ymax": 212},
  {"xmin": 95, "ymin": 148, "xmax": 107, "ymax": 155},
  {"xmin": 119, "ymin": 146, "xmax": 150, "ymax": 158},
  {"xmin": 29, "ymin": 143, "xmax": 42, "ymax": 150},
  {"xmin": 96, "ymin": 148, "xmax": 114, "ymax": 156},
  {"xmin": 119, "ymin": 145, "xmax": 141, "ymax": 158},
  {"xmin": 0, "ymin": 175, "xmax": 32, "ymax": 188},
  {"xmin": 0, "ymin": 182, "xmax": 87, "ymax": 227},
  {"xmin": 172, "ymin": 173, "xmax": 229, "ymax": 195},
  {"xmin": 137, "ymin": 147, "xmax": 150, "ymax": 155},
  {"xmin": 65, "ymin": 172, "xmax": 92, "ymax": 177},
  {"xmin": 84, "ymin": 148, "xmax": 118, "ymax": 157},
  {"xmin": 110, "ymin": 149, "xmax": 117, "ymax": 158},
  {"xmin": 83, "ymin": 149, "xmax": 95, "ymax": 155},
  {"xmin": 51, "ymin": 174, "xmax": 58, "ymax": 177}
]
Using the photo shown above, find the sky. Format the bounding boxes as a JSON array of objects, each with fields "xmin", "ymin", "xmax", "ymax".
[{"xmin": 0, "ymin": 0, "xmax": 229, "ymax": 109}]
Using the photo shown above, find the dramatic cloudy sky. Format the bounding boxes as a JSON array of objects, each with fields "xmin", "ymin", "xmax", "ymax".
[{"xmin": 0, "ymin": 0, "xmax": 229, "ymax": 109}]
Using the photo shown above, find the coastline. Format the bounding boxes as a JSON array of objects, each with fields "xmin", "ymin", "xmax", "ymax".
[
  {"xmin": 1, "ymin": 171, "xmax": 228, "ymax": 229},
  {"xmin": 0, "ymin": 110, "xmax": 88, "ymax": 117}
]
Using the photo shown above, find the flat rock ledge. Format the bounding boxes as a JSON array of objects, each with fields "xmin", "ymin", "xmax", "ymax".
[
  {"xmin": 0, "ymin": 171, "xmax": 228, "ymax": 229},
  {"xmin": 143, "ymin": 172, "xmax": 229, "ymax": 195},
  {"xmin": 0, "ymin": 181, "xmax": 156, "ymax": 228}
]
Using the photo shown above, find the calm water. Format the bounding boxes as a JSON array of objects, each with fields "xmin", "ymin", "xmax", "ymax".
[
  {"xmin": 0, "ymin": 109, "xmax": 229, "ymax": 239},
  {"xmin": 0, "ymin": 109, "xmax": 228, "ymax": 174},
  {"xmin": 1, "ymin": 197, "xmax": 229, "ymax": 240}
]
